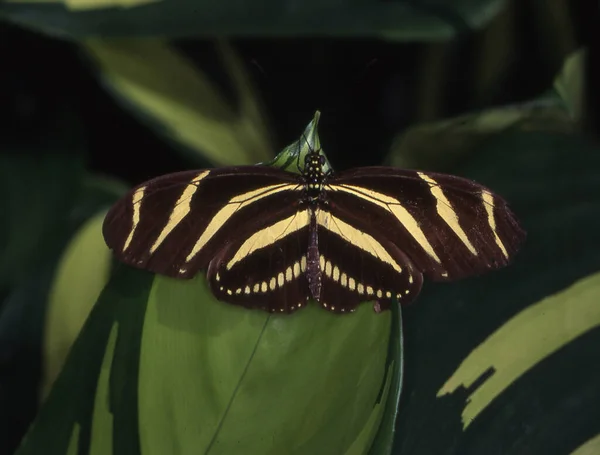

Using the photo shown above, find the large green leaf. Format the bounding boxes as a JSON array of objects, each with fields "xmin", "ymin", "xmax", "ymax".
[
  {"xmin": 0, "ymin": 0, "xmax": 507, "ymax": 40},
  {"xmin": 41, "ymin": 209, "xmax": 114, "ymax": 401},
  {"xmin": 140, "ymin": 276, "xmax": 391, "ymax": 455}
]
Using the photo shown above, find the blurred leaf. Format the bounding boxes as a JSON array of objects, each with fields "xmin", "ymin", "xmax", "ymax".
[
  {"xmin": 81, "ymin": 39, "xmax": 273, "ymax": 166},
  {"xmin": 388, "ymin": 43, "xmax": 588, "ymax": 172},
  {"xmin": 0, "ymin": 264, "xmax": 55, "ymax": 454},
  {"xmin": 0, "ymin": 0, "xmax": 507, "ymax": 40},
  {"xmin": 387, "ymin": 98, "xmax": 575, "ymax": 171},
  {"xmin": 41, "ymin": 209, "xmax": 113, "ymax": 402},
  {"xmin": 570, "ymin": 433, "xmax": 600, "ymax": 455},
  {"xmin": 70, "ymin": 173, "xmax": 129, "ymax": 226},
  {"xmin": 553, "ymin": 48, "xmax": 586, "ymax": 122},
  {"xmin": 15, "ymin": 266, "xmax": 152, "ymax": 455}
]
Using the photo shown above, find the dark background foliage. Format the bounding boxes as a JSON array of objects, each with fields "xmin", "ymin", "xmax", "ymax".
[{"xmin": 1, "ymin": 0, "xmax": 596, "ymax": 184}]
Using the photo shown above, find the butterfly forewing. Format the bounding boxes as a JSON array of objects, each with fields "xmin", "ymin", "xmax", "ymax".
[
  {"xmin": 326, "ymin": 167, "xmax": 525, "ymax": 282},
  {"xmin": 206, "ymin": 209, "xmax": 311, "ymax": 313},
  {"xmin": 315, "ymin": 210, "xmax": 424, "ymax": 313},
  {"xmin": 103, "ymin": 167, "xmax": 301, "ymax": 278}
]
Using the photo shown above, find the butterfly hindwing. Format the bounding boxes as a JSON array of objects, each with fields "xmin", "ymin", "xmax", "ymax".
[
  {"xmin": 206, "ymin": 209, "xmax": 311, "ymax": 313},
  {"xmin": 315, "ymin": 209, "xmax": 424, "ymax": 313},
  {"xmin": 326, "ymin": 167, "xmax": 525, "ymax": 282},
  {"xmin": 102, "ymin": 167, "xmax": 301, "ymax": 278}
]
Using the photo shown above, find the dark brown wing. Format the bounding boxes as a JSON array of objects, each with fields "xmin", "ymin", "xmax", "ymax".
[
  {"xmin": 315, "ymin": 209, "xmax": 424, "ymax": 313},
  {"xmin": 102, "ymin": 167, "xmax": 302, "ymax": 279},
  {"xmin": 326, "ymin": 167, "xmax": 525, "ymax": 282},
  {"xmin": 206, "ymin": 209, "xmax": 311, "ymax": 313}
]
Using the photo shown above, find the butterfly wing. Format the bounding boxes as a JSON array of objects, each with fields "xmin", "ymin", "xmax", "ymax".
[
  {"xmin": 206, "ymin": 209, "xmax": 311, "ymax": 313},
  {"xmin": 314, "ymin": 209, "xmax": 424, "ymax": 313},
  {"xmin": 103, "ymin": 167, "xmax": 302, "ymax": 279},
  {"xmin": 326, "ymin": 167, "xmax": 525, "ymax": 282}
]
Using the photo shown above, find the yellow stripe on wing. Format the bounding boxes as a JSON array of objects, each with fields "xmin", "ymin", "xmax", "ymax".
[
  {"xmin": 149, "ymin": 171, "xmax": 210, "ymax": 254},
  {"xmin": 482, "ymin": 190, "xmax": 509, "ymax": 258},
  {"xmin": 184, "ymin": 183, "xmax": 300, "ymax": 265},
  {"xmin": 418, "ymin": 172, "xmax": 478, "ymax": 256},
  {"xmin": 328, "ymin": 184, "xmax": 442, "ymax": 264},
  {"xmin": 316, "ymin": 210, "xmax": 404, "ymax": 274},
  {"xmin": 122, "ymin": 186, "xmax": 146, "ymax": 252},
  {"xmin": 226, "ymin": 209, "xmax": 310, "ymax": 270}
]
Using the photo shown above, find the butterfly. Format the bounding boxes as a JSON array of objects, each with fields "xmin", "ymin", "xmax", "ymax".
[{"xmin": 103, "ymin": 118, "xmax": 525, "ymax": 314}]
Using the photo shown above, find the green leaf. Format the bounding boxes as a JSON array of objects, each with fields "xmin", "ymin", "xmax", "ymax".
[
  {"xmin": 41, "ymin": 209, "xmax": 114, "ymax": 401},
  {"xmin": 140, "ymin": 276, "xmax": 391, "ymax": 454},
  {"xmin": 0, "ymin": 0, "xmax": 507, "ymax": 40},
  {"xmin": 368, "ymin": 304, "xmax": 404, "ymax": 455},
  {"xmin": 439, "ymin": 270, "xmax": 600, "ymax": 429},
  {"xmin": 15, "ymin": 266, "xmax": 153, "ymax": 455},
  {"xmin": 387, "ymin": 98, "xmax": 575, "ymax": 171},
  {"xmin": 552, "ymin": 47, "xmax": 586, "ymax": 122},
  {"xmin": 80, "ymin": 38, "xmax": 273, "ymax": 166},
  {"xmin": 267, "ymin": 111, "xmax": 333, "ymax": 175},
  {"xmin": 39, "ymin": 173, "xmax": 127, "ymax": 397}
]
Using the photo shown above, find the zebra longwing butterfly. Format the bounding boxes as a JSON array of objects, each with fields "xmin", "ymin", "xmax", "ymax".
[{"xmin": 103, "ymin": 112, "xmax": 525, "ymax": 314}]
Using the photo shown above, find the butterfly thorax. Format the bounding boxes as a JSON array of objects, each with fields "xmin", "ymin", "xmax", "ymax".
[{"xmin": 303, "ymin": 151, "xmax": 327, "ymax": 203}]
